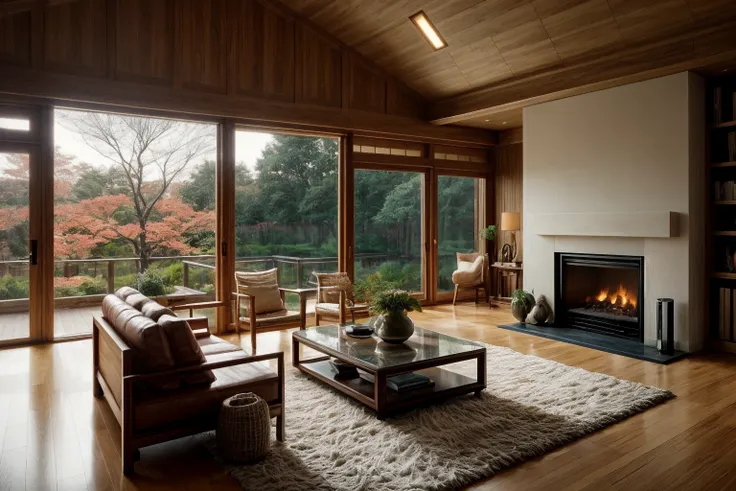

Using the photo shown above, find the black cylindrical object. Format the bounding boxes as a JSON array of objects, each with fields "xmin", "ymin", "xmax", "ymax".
[{"xmin": 656, "ymin": 298, "xmax": 675, "ymax": 355}]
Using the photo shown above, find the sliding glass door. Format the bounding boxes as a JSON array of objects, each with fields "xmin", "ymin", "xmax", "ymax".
[
  {"xmin": 354, "ymin": 169, "xmax": 426, "ymax": 301},
  {"xmin": 0, "ymin": 150, "xmax": 31, "ymax": 343},
  {"xmin": 52, "ymin": 108, "xmax": 219, "ymax": 338},
  {"xmin": 436, "ymin": 175, "xmax": 484, "ymax": 296}
]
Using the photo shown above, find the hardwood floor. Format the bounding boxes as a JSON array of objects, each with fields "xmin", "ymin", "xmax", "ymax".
[{"xmin": 1, "ymin": 303, "xmax": 736, "ymax": 490}]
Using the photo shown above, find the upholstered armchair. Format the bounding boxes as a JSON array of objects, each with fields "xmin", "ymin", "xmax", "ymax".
[
  {"xmin": 451, "ymin": 252, "xmax": 489, "ymax": 305},
  {"xmin": 313, "ymin": 272, "xmax": 370, "ymax": 325},
  {"xmin": 234, "ymin": 268, "xmax": 309, "ymax": 352}
]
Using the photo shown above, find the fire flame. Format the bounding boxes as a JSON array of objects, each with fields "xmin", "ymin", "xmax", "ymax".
[{"xmin": 594, "ymin": 284, "xmax": 636, "ymax": 308}]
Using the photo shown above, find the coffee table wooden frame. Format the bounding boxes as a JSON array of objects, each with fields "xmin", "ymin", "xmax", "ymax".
[{"xmin": 292, "ymin": 329, "xmax": 487, "ymax": 419}]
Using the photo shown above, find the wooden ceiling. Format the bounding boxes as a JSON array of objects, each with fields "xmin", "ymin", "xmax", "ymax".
[{"xmin": 279, "ymin": 0, "xmax": 736, "ymax": 129}]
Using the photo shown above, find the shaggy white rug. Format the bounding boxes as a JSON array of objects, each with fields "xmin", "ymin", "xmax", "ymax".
[{"xmin": 211, "ymin": 344, "xmax": 673, "ymax": 491}]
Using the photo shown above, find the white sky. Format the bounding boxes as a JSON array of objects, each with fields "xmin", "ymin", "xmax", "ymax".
[{"xmin": 1, "ymin": 112, "xmax": 275, "ymax": 176}]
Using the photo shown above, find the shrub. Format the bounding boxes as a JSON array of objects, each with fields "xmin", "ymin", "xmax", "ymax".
[
  {"xmin": 159, "ymin": 262, "xmax": 183, "ymax": 287},
  {"xmin": 354, "ymin": 272, "xmax": 401, "ymax": 303},
  {"xmin": 136, "ymin": 269, "xmax": 168, "ymax": 297},
  {"xmin": 79, "ymin": 277, "xmax": 107, "ymax": 295},
  {"xmin": 0, "ymin": 275, "xmax": 30, "ymax": 300}
]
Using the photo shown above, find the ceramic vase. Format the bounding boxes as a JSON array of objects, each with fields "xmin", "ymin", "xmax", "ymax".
[
  {"xmin": 511, "ymin": 299, "xmax": 529, "ymax": 323},
  {"xmin": 375, "ymin": 311, "xmax": 415, "ymax": 344}
]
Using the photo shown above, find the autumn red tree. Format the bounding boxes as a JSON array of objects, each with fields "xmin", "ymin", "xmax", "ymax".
[
  {"xmin": 0, "ymin": 113, "xmax": 216, "ymax": 272},
  {"xmin": 56, "ymin": 111, "xmax": 216, "ymax": 271}
]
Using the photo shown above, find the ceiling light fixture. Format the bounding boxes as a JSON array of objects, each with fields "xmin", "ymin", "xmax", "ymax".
[
  {"xmin": 502, "ymin": 122, "xmax": 507, "ymax": 125},
  {"xmin": 410, "ymin": 11, "xmax": 447, "ymax": 50}
]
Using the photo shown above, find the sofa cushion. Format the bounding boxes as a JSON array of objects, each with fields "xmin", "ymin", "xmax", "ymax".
[
  {"xmin": 157, "ymin": 315, "xmax": 206, "ymax": 366},
  {"xmin": 115, "ymin": 286, "xmax": 140, "ymax": 300},
  {"xmin": 198, "ymin": 335, "xmax": 243, "ymax": 358},
  {"xmin": 133, "ymin": 361, "xmax": 279, "ymax": 431},
  {"xmin": 126, "ymin": 293, "xmax": 153, "ymax": 311},
  {"xmin": 102, "ymin": 295, "xmax": 175, "ymax": 374},
  {"xmin": 142, "ymin": 301, "xmax": 175, "ymax": 322}
]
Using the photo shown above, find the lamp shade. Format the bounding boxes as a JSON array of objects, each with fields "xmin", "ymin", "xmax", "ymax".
[{"xmin": 500, "ymin": 212, "xmax": 520, "ymax": 231}]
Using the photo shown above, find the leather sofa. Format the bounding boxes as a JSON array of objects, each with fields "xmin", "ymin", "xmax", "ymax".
[{"xmin": 93, "ymin": 287, "xmax": 284, "ymax": 475}]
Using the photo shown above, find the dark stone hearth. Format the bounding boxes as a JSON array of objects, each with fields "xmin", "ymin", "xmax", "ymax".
[{"xmin": 497, "ymin": 323, "xmax": 686, "ymax": 364}]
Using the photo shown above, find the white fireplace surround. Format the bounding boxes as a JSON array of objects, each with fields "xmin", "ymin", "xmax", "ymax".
[{"xmin": 523, "ymin": 72, "xmax": 705, "ymax": 352}]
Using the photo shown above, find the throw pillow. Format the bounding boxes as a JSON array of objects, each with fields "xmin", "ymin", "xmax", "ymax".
[{"xmin": 242, "ymin": 284, "xmax": 284, "ymax": 314}]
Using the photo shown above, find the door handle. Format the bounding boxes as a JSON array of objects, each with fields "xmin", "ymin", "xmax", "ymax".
[{"xmin": 30, "ymin": 239, "xmax": 38, "ymax": 265}]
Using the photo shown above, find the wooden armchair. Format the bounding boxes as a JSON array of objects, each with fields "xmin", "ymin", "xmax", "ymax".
[
  {"xmin": 234, "ymin": 268, "xmax": 311, "ymax": 352},
  {"xmin": 313, "ymin": 272, "xmax": 370, "ymax": 325}
]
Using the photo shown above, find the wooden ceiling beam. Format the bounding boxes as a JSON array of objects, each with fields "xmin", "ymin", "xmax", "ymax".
[
  {"xmin": 0, "ymin": 64, "xmax": 495, "ymax": 146},
  {"xmin": 429, "ymin": 19, "xmax": 736, "ymax": 125}
]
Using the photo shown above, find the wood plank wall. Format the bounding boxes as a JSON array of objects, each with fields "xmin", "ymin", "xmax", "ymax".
[
  {"xmin": 494, "ymin": 128, "xmax": 523, "ymax": 289},
  {"xmin": 0, "ymin": 0, "xmax": 492, "ymax": 145}
]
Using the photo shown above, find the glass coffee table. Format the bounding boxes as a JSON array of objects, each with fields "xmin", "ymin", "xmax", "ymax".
[{"xmin": 292, "ymin": 324, "xmax": 487, "ymax": 419}]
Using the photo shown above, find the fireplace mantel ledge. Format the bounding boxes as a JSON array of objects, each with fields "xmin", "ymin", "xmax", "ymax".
[{"xmin": 527, "ymin": 211, "xmax": 678, "ymax": 238}]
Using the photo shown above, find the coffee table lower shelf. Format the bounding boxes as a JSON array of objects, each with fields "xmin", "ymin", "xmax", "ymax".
[{"xmin": 296, "ymin": 359, "xmax": 482, "ymax": 418}]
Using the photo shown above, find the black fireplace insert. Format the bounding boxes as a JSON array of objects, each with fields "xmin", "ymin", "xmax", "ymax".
[{"xmin": 554, "ymin": 253, "xmax": 644, "ymax": 341}]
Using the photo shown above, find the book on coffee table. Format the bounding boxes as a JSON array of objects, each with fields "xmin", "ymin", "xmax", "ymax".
[
  {"xmin": 330, "ymin": 358, "xmax": 358, "ymax": 379},
  {"xmin": 358, "ymin": 371, "xmax": 434, "ymax": 392}
]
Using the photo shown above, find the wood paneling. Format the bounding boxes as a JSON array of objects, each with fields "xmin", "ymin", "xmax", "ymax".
[
  {"xmin": 114, "ymin": 0, "xmax": 174, "ymax": 85},
  {"xmin": 0, "ymin": 0, "xmax": 492, "ymax": 145},
  {"xmin": 44, "ymin": 0, "xmax": 106, "ymax": 77},
  {"xmin": 432, "ymin": 18, "xmax": 736, "ymax": 126},
  {"xmin": 495, "ymin": 140, "xmax": 523, "ymax": 263},
  {"xmin": 176, "ymin": 0, "xmax": 227, "ymax": 94},
  {"xmin": 295, "ymin": 24, "xmax": 342, "ymax": 108},
  {"xmin": 0, "ymin": 9, "xmax": 31, "ymax": 67},
  {"xmin": 279, "ymin": 0, "xmax": 736, "ymax": 101},
  {"xmin": 346, "ymin": 54, "xmax": 385, "ymax": 113},
  {"xmin": 230, "ymin": 0, "xmax": 295, "ymax": 102}
]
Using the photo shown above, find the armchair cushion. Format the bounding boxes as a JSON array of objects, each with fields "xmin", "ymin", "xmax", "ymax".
[
  {"xmin": 244, "ymin": 284, "xmax": 284, "ymax": 314},
  {"xmin": 452, "ymin": 255, "xmax": 485, "ymax": 286}
]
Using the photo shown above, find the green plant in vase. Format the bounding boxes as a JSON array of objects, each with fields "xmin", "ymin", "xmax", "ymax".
[
  {"xmin": 511, "ymin": 288, "xmax": 535, "ymax": 323},
  {"xmin": 370, "ymin": 290, "xmax": 423, "ymax": 344}
]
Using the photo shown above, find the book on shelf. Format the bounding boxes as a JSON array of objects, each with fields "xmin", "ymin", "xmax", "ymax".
[
  {"xmin": 714, "ymin": 86, "xmax": 722, "ymax": 123},
  {"xmin": 714, "ymin": 180, "xmax": 736, "ymax": 201},
  {"xmin": 729, "ymin": 132, "xmax": 736, "ymax": 162},
  {"xmin": 718, "ymin": 287, "xmax": 735, "ymax": 342}
]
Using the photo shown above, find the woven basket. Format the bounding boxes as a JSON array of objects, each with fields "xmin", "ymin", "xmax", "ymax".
[{"xmin": 217, "ymin": 392, "xmax": 271, "ymax": 464}]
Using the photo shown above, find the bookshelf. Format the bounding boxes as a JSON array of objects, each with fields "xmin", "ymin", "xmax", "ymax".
[{"xmin": 709, "ymin": 74, "xmax": 736, "ymax": 353}]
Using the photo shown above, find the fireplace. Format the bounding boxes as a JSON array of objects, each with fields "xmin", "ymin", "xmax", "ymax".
[{"xmin": 554, "ymin": 253, "xmax": 644, "ymax": 341}]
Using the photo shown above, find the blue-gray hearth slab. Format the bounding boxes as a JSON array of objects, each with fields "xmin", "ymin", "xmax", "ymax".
[{"xmin": 497, "ymin": 323, "xmax": 687, "ymax": 364}]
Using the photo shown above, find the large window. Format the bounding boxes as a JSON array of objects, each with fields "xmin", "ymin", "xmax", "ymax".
[
  {"xmin": 234, "ymin": 131, "xmax": 339, "ymax": 308},
  {"xmin": 52, "ymin": 109, "xmax": 218, "ymax": 337},
  {"xmin": 437, "ymin": 176, "xmax": 482, "ymax": 293},
  {"xmin": 354, "ymin": 169, "xmax": 425, "ymax": 300}
]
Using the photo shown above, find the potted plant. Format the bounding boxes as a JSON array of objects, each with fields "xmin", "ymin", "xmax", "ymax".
[
  {"xmin": 511, "ymin": 288, "xmax": 535, "ymax": 323},
  {"xmin": 370, "ymin": 290, "xmax": 423, "ymax": 344},
  {"xmin": 480, "ymin": 224, "xmax": 497, "ymax": 262}
]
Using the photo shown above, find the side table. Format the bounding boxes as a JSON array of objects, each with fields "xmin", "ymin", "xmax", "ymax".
[{"xmin": 491, "ymin": 262, "xmax": 523, "ymax": 307}]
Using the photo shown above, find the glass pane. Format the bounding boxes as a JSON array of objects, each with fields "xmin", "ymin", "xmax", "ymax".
[
  {"xmin": 0, "ymin": 152, "xmax": 30, "ymax": 342},
  {"xmin": 234, "ymin": 131, "xmax": 339, "ymax": 312},
  {"xmin": 0, "ymin": 117, "xmax": 30, "ymax": 131},
  {"xmin": 53, "ymin": 109, "xmax": 218, "ymax": 337},
  {"xmin": 437, "ymin": 176, "xmax": 480, "ymax": 293},
  {"xmin": 354, "ymin": 169, "xmax": 424, "ymax": 301},
  {"xmin": 294, "ymin": 324, "xmax": 484, "ymax": 369}
]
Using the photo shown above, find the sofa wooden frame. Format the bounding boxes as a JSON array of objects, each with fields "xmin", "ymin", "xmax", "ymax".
[{"xmin": 92, "ymin": 315, "xmax": 285, "ymax": 475}]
